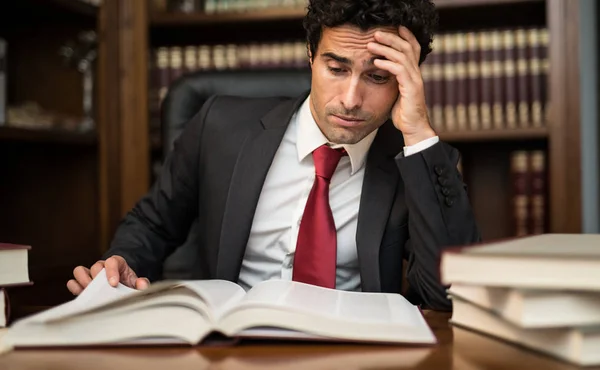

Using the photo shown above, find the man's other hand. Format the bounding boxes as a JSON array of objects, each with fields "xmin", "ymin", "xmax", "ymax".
[{"xmin": 66, "ymin": 256, "xmax": 150, "ymax": 295}]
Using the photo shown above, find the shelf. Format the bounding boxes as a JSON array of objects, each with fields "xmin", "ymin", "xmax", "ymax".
[
  {"xmin": 46, "ymin": 0, "xmax": 98, "ymax": 18},
  {"xmin": 0, "ymin": 126, "xmax": 97, "ymax": 146},
  {"xmin": 150, "ymin": 7, "xmax": 306, "ymax": 27},
  {"xmin": 150, "ymin": 0, "xmax": 543, "ymax": 27},
  {"xmin": 439, "ymin": 127, "xmax": 548, "ymax": 142}
]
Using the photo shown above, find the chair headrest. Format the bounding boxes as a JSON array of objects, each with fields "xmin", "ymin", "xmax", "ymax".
[{"xmin": 161, "ymin": 68, "xmax": 312, "ymax": 155}]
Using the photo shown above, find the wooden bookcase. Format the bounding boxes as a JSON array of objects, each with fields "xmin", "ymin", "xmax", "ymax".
[{"xmin": 0, "ymin": 0, "xmax": 102, "ymax": 317}]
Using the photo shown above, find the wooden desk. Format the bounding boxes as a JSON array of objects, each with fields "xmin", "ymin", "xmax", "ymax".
[{"xmin": 0, "ymin": 311, "xmax": 597, "ymax": 369}]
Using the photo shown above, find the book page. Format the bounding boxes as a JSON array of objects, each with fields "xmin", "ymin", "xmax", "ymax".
[
  {"xmin": 18, "ymin": 271, "xmax": 246, "ymax": 324},
  {"xmin": 227, "ymin": 279, "xmax": 425, "ymax": 328},
  {"xmin": 180, "ymin": 280, "xmax": 246, "ymax": 318},
  {"xmin": 20, "ymin": 269, "xmax": 138, "ymax": 324}
]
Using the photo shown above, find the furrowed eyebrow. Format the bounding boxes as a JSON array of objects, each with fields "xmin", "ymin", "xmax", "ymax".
[{"xmin": 321, "ymin": 52, "xmax": 352, "ymax": 66}]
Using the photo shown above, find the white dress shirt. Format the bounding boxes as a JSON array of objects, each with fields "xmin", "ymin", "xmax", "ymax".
[{"xmin": 237, "ymin": 96, "xmax": 439, "ymax": 291}]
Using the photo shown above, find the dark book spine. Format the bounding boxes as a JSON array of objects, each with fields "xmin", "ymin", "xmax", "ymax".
[
  {"xmin": 528, "ymin": 28, "xmax": 543, "ymax": 127},
  {"xmin": 197, "ymin": 45, "xmax": 212, "ymax": 70},
  {"xmin": 430, "ymin": 36, "xmax": 445, "ymax": 132},
  {"xmin": 503, "ymin": 29, "xmax": 518, "ymax": 129},
  {"xmin": 491, "ymin": 30, "xmax": 505, "ymax": 130},
  {"xmin": 0, "ymin": 38, "xmax": 6, "ymax": 125},
  {"xmin": 515, "ymin": 28, "xmax": 530, "ymax": 128},
  {"xmin": 169, "ymin": 46, "xmax": 183, "ymax": 83},
  {"xmin": 540, "ymin": 28, "xmax": 549, "ymax": 125},
  {"xmin": 511, "ymin": 150, "xmax": 530, "ymax": 237},
  {"xmin": 443, "ymin": 33, "xmax": 457, "ymax": 131},
  {"xmin": 529, "ymin": 150, "xmax": 547, "ymax": 234},
  {"xmin": 157, "ymin": 47, "xmax": 170, "ymax": 112},
  {"xmin": 455, "ymin": 33, "xmax": 468, "ymax": 131},
  {"xmin": 466, "ymin": 32, "xmax": 480, "ymax": 131},
  {"xmin": 148, "ymin": 49, "xmax": 160, "ymax": 133},
  {"xmin": 184, "ymin": 45, "xmax": 198, "ymax": 74},
  {"xmin": 478, "ymin": 31, "xmax": 493, "ymax": 130}
]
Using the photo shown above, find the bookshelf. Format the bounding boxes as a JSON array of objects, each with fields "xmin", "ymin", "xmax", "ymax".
[
  {"xmin": 0, "ymin": 0, "xmax": 102, "ymax": 319},
  {"xmin": 97, "ymin": 0, "xmax": 586, "ymax": 259}
]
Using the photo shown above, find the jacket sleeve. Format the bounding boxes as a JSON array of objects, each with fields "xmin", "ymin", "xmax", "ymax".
[
  {"xmin": 101, "ymin": 96, "xmax": 217, "ymax": 281},
  {"xmin": 395, "ymin": 141, "xmax": 481, "ymax": 310}
]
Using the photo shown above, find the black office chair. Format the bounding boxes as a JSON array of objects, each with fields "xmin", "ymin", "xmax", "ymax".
[{"xmin": 159, "ymin": 68, "xmax": 312, "ymax": 279}]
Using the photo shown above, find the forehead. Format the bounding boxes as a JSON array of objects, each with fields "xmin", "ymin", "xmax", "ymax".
[{"xmin": 320, "ymin": 24, "xmax": 398, "ymax": 53}]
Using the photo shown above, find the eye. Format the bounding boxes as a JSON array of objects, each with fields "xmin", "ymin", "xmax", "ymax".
[
  {"xmin": 328, "ymin": 66, "xmax": 344, "ymax": 74},
  {"xmin": 370, "ymin": 74, "xmax": 390, "ymax": 83}
]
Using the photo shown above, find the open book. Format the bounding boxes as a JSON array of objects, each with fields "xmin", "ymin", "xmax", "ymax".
[{"xmin": 1, "ymin": 269, "xmax": 436, "ymax": 348}]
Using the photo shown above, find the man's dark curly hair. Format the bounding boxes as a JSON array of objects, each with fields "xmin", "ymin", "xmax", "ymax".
[{"xmin": 303, "ymin": 0, "xmax": 438, "ymax": 65}]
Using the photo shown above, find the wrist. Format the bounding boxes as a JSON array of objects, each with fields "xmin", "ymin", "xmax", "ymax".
[{"xmin": 403, "ymin": 127, "xmax": 437, "ymax": 146}]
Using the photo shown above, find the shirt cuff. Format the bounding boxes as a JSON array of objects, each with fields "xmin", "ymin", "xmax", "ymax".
[{"xmin": 403, "ymin": 136, "xmax": 440, "ymax": 157}]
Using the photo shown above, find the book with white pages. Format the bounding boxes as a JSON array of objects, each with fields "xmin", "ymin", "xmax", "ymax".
[
  {"xmin": 450, "ymin": 297, "xmax": 600, "ymax": 367},
  {"xmin": 440, "ymin": 233, "xmax": 600, "ymax": 291},
  {"xmin": 448, "ymin": 283, "xmax": 600, "ymax": 329},
  {"xmin": 0, "ymin": 269, "xmax": 436, "ymax": 348}
]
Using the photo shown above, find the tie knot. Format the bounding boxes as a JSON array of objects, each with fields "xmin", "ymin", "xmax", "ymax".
[{"xmin": 313, "ymin": 145, "xmax": 346, "ymax": 181}]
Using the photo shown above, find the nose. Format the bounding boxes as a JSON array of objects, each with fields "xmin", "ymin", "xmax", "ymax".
[{"xmin": 340, "ymin": 77, "xmax": 363, "ymax": 112}]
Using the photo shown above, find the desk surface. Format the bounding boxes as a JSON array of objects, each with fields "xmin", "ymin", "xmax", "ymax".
[{"xmin": 0, "ymin": 311, "xmax": 597, "ymax": 369}]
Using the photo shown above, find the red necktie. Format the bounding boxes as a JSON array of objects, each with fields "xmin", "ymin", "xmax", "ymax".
[{"xmin": 293, "ymin": 144, "xmax": 345, "ymax": 288}]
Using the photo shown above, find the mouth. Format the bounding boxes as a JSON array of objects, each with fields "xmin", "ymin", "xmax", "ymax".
[{"xmin": 330, "ymin": 115, "xmax": 366, "ymax": 127}]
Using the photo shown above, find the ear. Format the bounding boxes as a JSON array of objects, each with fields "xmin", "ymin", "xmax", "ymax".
[{"xmin": 307, "ymin": 47, "xmax": 313, "ymax": 66}]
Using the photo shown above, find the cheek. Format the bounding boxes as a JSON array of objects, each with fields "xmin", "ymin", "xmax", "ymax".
[{"xmin": 367, "ymin": 86, "xmax": 398, "ymax": 117}]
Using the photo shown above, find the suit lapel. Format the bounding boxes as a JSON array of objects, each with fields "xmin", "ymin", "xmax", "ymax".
[
  {"xmin": 216, "ymin": 93, "xmax": 308, "ymax": 281},
  {"xmin": 356, "ymin": 122, "xmax": 402, "ymax": 292}
]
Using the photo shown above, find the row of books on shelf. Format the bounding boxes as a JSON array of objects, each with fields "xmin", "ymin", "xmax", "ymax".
[
  {"xmin": 510, "ymin": 149, "xmax": 546, "ymax": 237},
  {"xmin": 424, "ymin": 27, "xmax": 549, "ymax": 133},
  {"xmin": 154, "ymin": 0, "xmax": 306, "ymax": 14},
  {"xmin": 148, "ymin": 41, "xmax": 308, "ymax": 130},
  {"xmin": 148, "ymin": 26, "xmax": 549, "ymax": 135}
]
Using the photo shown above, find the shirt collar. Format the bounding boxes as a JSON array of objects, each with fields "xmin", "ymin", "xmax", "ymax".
[{"xmin": 296, "ymin": 96, "xmax": 377, "ymax": 175}]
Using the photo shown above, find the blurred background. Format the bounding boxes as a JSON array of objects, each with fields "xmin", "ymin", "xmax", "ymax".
[{"xmin": 0, "ymin": 0, "xmax": 597, "ymax": 316}]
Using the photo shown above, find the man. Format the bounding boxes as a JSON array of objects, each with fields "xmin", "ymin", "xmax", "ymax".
[{"xmin": 68, "ymin": 0, "xmax": 480, "ymax": 311}]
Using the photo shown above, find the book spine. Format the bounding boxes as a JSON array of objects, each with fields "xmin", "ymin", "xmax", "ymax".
[
  {"xmin": 184, "ymin": 45, "xmax": 198, "ymax": 74},
  {"xmin": 478, "ymin": 31, "xmax": 493, "ymax": 130},
  {"xmin": 511, "ymin": 150, "xmax": 530, "ymax": 236},
  {"xmin": 0, "ymin": 38, "xmax": 5, "ymax": 126},
  {"xmin": 169, "ymin": 46, "xmax": 184, "ymax": 83},
  {"xmin": 515, "ymin": 28, "xmax": 530, "ymax": 128},
  {"xmin": 430, "ymin": 36, "xmax": 444, "ymax": 132},
  {"xmin": 443, "ymin": 33, "xmax": 457, "ymax": 132},
  {"xmin": 540, "ymin": 28, "xmax": 549, "ymax": 125},
  {"xmin": 0, "ymin": 288, "xmax": 6, "ymax": 328},
  {"xmin": 455, "ymin": 32, "xmax": 469, "ymax": 131},
  {"xmin": 157, "ymin": 47, "xmax": 170, "ymax": 112},
  {"xmin": 503, "ymin": 29, "xmax": 518, "ymax": 129},
  {"xmin": 148, "ymin": 49, "xmax": 160, "ymax": 134},
  {"xmin": 491, "ymin": 30, "xmax": 505, "ymax": 130},
  {"xmin": 529, "ymin": 150, "xmax": 546, "ymax": 234},
  {"xmin": 197, "ymin": 45, "xmax": 212, "ymax": 70},
  {"xmin": 466, "ymin": 32, "xmax": 480, "ymax": 131},
  {"xmin": 528, "ymin": 28, "xmax": 543, "ymax": 127}
]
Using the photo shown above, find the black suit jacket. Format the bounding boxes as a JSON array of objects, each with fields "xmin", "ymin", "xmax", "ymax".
[{"xmin": 104, "ymin": 92, "xmax": 481, "ymax": 310}]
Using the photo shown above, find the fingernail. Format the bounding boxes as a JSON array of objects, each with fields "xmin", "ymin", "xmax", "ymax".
[{"xmin": 109, "ymin": 277, "xmax": 118, "ymax": 286}]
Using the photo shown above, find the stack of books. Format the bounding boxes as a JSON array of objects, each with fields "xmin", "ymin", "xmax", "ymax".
[
  {"xmin": 0, "ymin": 243, "xmax": 31, "ymax": 328},
  {"xmin": 441, "ymin": 233, "xmax": 600, "ymax": 367}
]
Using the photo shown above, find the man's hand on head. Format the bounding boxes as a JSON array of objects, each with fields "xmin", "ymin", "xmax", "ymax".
[
  {"xmin": 66, "ymin": 256, "xmax": 150, "ymax": 296},
  {"xmin": 367, "ymin": 26, "xmax": 436, "ymax": 146}
]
